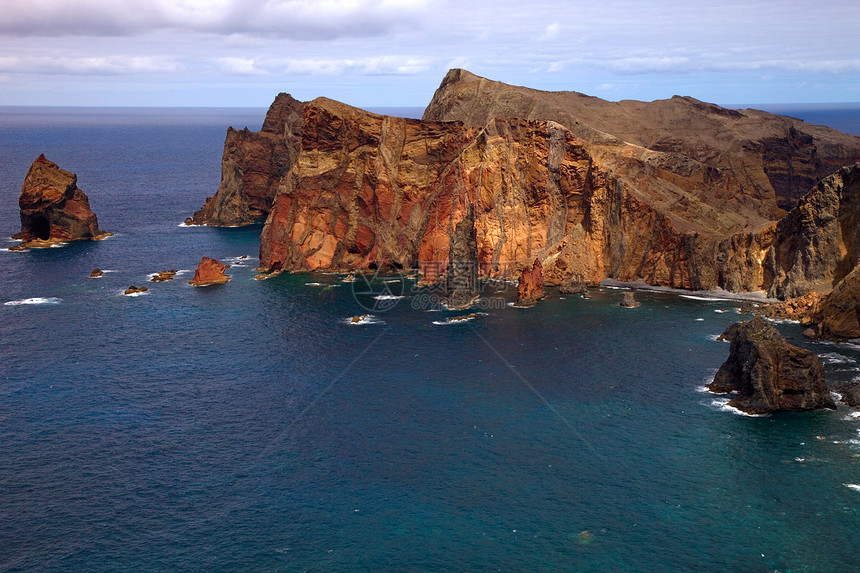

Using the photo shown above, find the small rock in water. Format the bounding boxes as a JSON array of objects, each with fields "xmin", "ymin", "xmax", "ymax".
[
  {"xmin": 150, "ymin": 270, "xmax": 178, "ymax": 282},
  {"xmin": 124, "ymin": 285, "xmax": 148, "ymax": 295},
  {"xmin": 89, "ymin": 268, "xmax": 104, "ymax": 278},
  {"xmin": 619, "ymin": 291, "xmax": 640, "ymax": 308}
]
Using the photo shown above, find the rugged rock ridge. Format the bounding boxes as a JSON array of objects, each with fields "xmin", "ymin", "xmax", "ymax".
[
  {"xmin": 708, "ymin": 316, "xmax": 835, "ymax": 414},
  {"xmin": 516, "ymin": 259, "xmax": 545, "ymax": 306},
  {"xmin": 12, "ymin": 154, "xmax": 111, "ymax": 248},
  {"xmin": 424, "ymin": 69, "xmax": 860, "ymax": 212}
]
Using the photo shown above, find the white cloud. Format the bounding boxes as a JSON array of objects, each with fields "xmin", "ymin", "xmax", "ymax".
[
  {"xmin": 0, "ymin": 55, "xmax": 180, "ymax": 75},
  {"xmin": 547, "ymin": 61, "xmax": 564, "ymax": 73},
  {"xmin": 283, "ymin": 56, "xmax": 431, "ymax": 76},
  {"xmin": 0, "ymin": 0, "xmax": 431, "ymax": 39},
  {"xmin": 541, "ymin": 22, "xmax": 560, "ymax": 40},
  {"xmin": 217, "ymin": 57, "xmax": 267, "ymax": 75}
]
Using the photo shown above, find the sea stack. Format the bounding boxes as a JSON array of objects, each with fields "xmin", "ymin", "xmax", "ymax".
[
  {"xmin": 620, "ymin": 292, "xmax": 641, "ymax": 308},
  {"xmin": 11, "ymin": 154, "xmax": 111, "ymax": 249},
  {"xmin": 189, "ymin": 257, "xmax": 231, "ymax": 286},
  {"xmin": 708, "ymin": 316, "xmax": 835, "ymax": 414},
  {"xmin": 516, "ymin": 259, "xmax": 546, "ymax": 306}
]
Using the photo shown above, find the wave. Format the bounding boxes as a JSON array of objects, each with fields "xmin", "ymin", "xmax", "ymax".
[
  {"xmin": 305, "ymin": 282, "xmax": 325, "ymax": 286},
  {"xmin": 4, "ymin": 297, "xmax": 62, "ymax": 306},
  {"xmin": 123, "ymin": 290, "xmax": 149, "ymax": 297},
  {"xmin": 845, "ymin": 484, "xmax": 860, "ymax": 492},
  {"xmin": 709, "ymin": 396, "xmax": 767, "ymax": 417},
  {"xmin": 695, "ymin": 318, "xmax": 705, "ymax": 322},
  {"xmin": 432, "ymin": 313, "xmax": 483, "ymax": 325},
  {"xmin": 374, "ymin": 295, "xmax": 405, "ymax": 301},
  {"xmin": 818, "ymin": 352, "xmax": 858, "ymax": 365}
]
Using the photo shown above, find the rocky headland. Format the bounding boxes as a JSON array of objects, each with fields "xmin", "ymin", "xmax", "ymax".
[
  {"xmin": 708, "ymin": 316, "xmax": 836, "ymax": 414},
  {"xmin": 11, "ymin": 154, "xmax": 111, "ymax": 249},
  {"xmin": 188, "ymin": 70, "xmax": 860, "ymax": 328}
]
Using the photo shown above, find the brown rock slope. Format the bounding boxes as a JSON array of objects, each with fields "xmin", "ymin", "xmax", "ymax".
[
  {"xmin": 424, "ymin": 69, "xmax": 860, "ymax": 212},
  {"xmin": 12, "ymin": 154, "xmax": 111, "ymax": 248}
]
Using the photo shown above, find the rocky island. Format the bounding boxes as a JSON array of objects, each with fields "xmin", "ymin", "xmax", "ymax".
[
  {"xmin": 11, "ymin": 154, "xmax": 112, "ymax": 250},
  {"xmin": 708, "ymin": 316, "xmax": 835, "ymax": 414}
]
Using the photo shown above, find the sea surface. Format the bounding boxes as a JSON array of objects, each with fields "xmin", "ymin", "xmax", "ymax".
[{"xmin": 2, "ymin": 105, "xmax": 860, "ymax": 572}]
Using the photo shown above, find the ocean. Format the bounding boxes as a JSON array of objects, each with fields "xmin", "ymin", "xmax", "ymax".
[{"xmin": 2, "ymin": 105, "xmax": 860, "ymax": 572}]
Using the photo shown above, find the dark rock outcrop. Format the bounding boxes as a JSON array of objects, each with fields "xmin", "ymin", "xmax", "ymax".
[
  {"xmin": 189, "ymin": 257, "xmax": 231, "ymax": 286},
  {"xmin": 516, "ymin": 259, "xmax": 546, "ymax": 306},
  {"xmin": 11, "ymin": 154, "xmax": 111, "ymax": 249},
  {"xmin": 124, "ymin": 285, "xmax": 148, "ymax": 295},
  {"xmin": 89, "ymin": 268, "xmax": 104, "ymax": 278},
  {"xmin": 708, "ymin": 316, "xmax": 835, "ymax": 414}
]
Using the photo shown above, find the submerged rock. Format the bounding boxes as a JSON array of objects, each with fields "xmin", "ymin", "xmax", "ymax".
[
  {"xmin": 11, "ymin": 154, "xmax": 111, "ymax": 249},
  {"xmin": 516, "ymin": 259, "xmax": 546, "ymax": 306},
  {"xmin": 189, "ymin": 257, "xmax": 231, "ymax": 286},
  {"xmin": 708, "ymin": 316, "xmax": 835, "ymax": 414}
]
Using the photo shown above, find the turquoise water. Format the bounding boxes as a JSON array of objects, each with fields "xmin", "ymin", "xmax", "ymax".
[{"xmin": 2, "ymin": 107, "xmax": 860, "ymax": 572}]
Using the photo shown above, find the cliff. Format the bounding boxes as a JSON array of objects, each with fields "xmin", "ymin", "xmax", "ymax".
[
  {"xmin": 424, "ymin": 69, "xmax": 860, "ymax": 213},
  {"xmin": 190, "ymin": 72, "xmax": 860, "ymax": 298},
  {"xmin": 11, "ymin": 154, "xmax": 111, "ymax": 249}
]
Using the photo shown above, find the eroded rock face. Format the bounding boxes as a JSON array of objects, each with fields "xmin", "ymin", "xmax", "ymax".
[
  {"xmin": 516, "ymin": 259, "xmax": 545, "ymax": 305},
  {"xmin": 189, "ymin": 257, "xmax": 231, "ymax": 286},
  {"xmin": 708, "ymin": 316, "xmax": 835, "ymax": 414},
  {"xmin": 424, "ymin": 69, "xmax": 860, "ymax": 213},
  {"xmin": 11, "ymin": 154, "xmax": 111, "ymax": 248},
  {"xmin": 446, "ymin": 204, "xmax": 480, "ymax": 309},
  {"xmin": 765, "ymin": 163, "xmax": 860, "ymax": 299}
]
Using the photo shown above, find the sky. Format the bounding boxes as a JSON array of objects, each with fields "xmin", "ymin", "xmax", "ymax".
[{"xmin": 0, "ymin": 0, "xmax": 859, "ymax": 108}]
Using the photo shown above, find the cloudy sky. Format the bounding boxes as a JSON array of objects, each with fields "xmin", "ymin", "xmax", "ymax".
[{"xmin": 1, "ymin": 0, "xmax": 858, "ymax": 107}]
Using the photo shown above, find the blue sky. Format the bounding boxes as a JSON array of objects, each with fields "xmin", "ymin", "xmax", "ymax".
[{"xmin": 1, "ymin": 0, "xmax": 859, "ymax": 107}]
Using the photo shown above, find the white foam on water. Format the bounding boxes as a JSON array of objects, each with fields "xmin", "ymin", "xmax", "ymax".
[
  {"xmin": 844, "ymin": 484, "xmax": 860, "ymax": 492},
  {"xmin": 714, "ymin": 309, "xmax": 728, "ymax": 313},
  {"xmin": 305, "ymin": 282, "xmax": 325, "ymax": 286},
  {"xmin": 708, "ymin": 396, "xmax": 767, "ymax": 417},
  {"xmin": 4, "ymin": 297, "xmax": 62, "ymax": 306},
  {"xmin": 123, "ymin": 290, "xmax": 149, "ymax": 297},
  {"xmin": 602, "ymin": 285, "xmax": 629, "ymax": 290},
  {"xmin": 818, "ymin": 352, "xmax": 857, "ymax": 365},
  {"xmin": 374, "ymin": 295, "xmax": 405, "ymax": 301},
  {"xmin": 680, "ymin": 294, "xmax": 735, "ymax": 302},
  {"xmin": 433, "ymin": 316, "xmax": 476, "ymax": 325},
  {"xmin": 695, "ymin": 318, "xmax": 705, "ymax": 321},
  {"xmin": 344, "ymin": 315, "xmax": 383, "ymax": 325}
]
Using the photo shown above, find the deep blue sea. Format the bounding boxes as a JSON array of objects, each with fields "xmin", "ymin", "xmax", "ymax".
[{"xmin": 3, "ymin": 105, "xmax": 860, "ymax": 572}]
